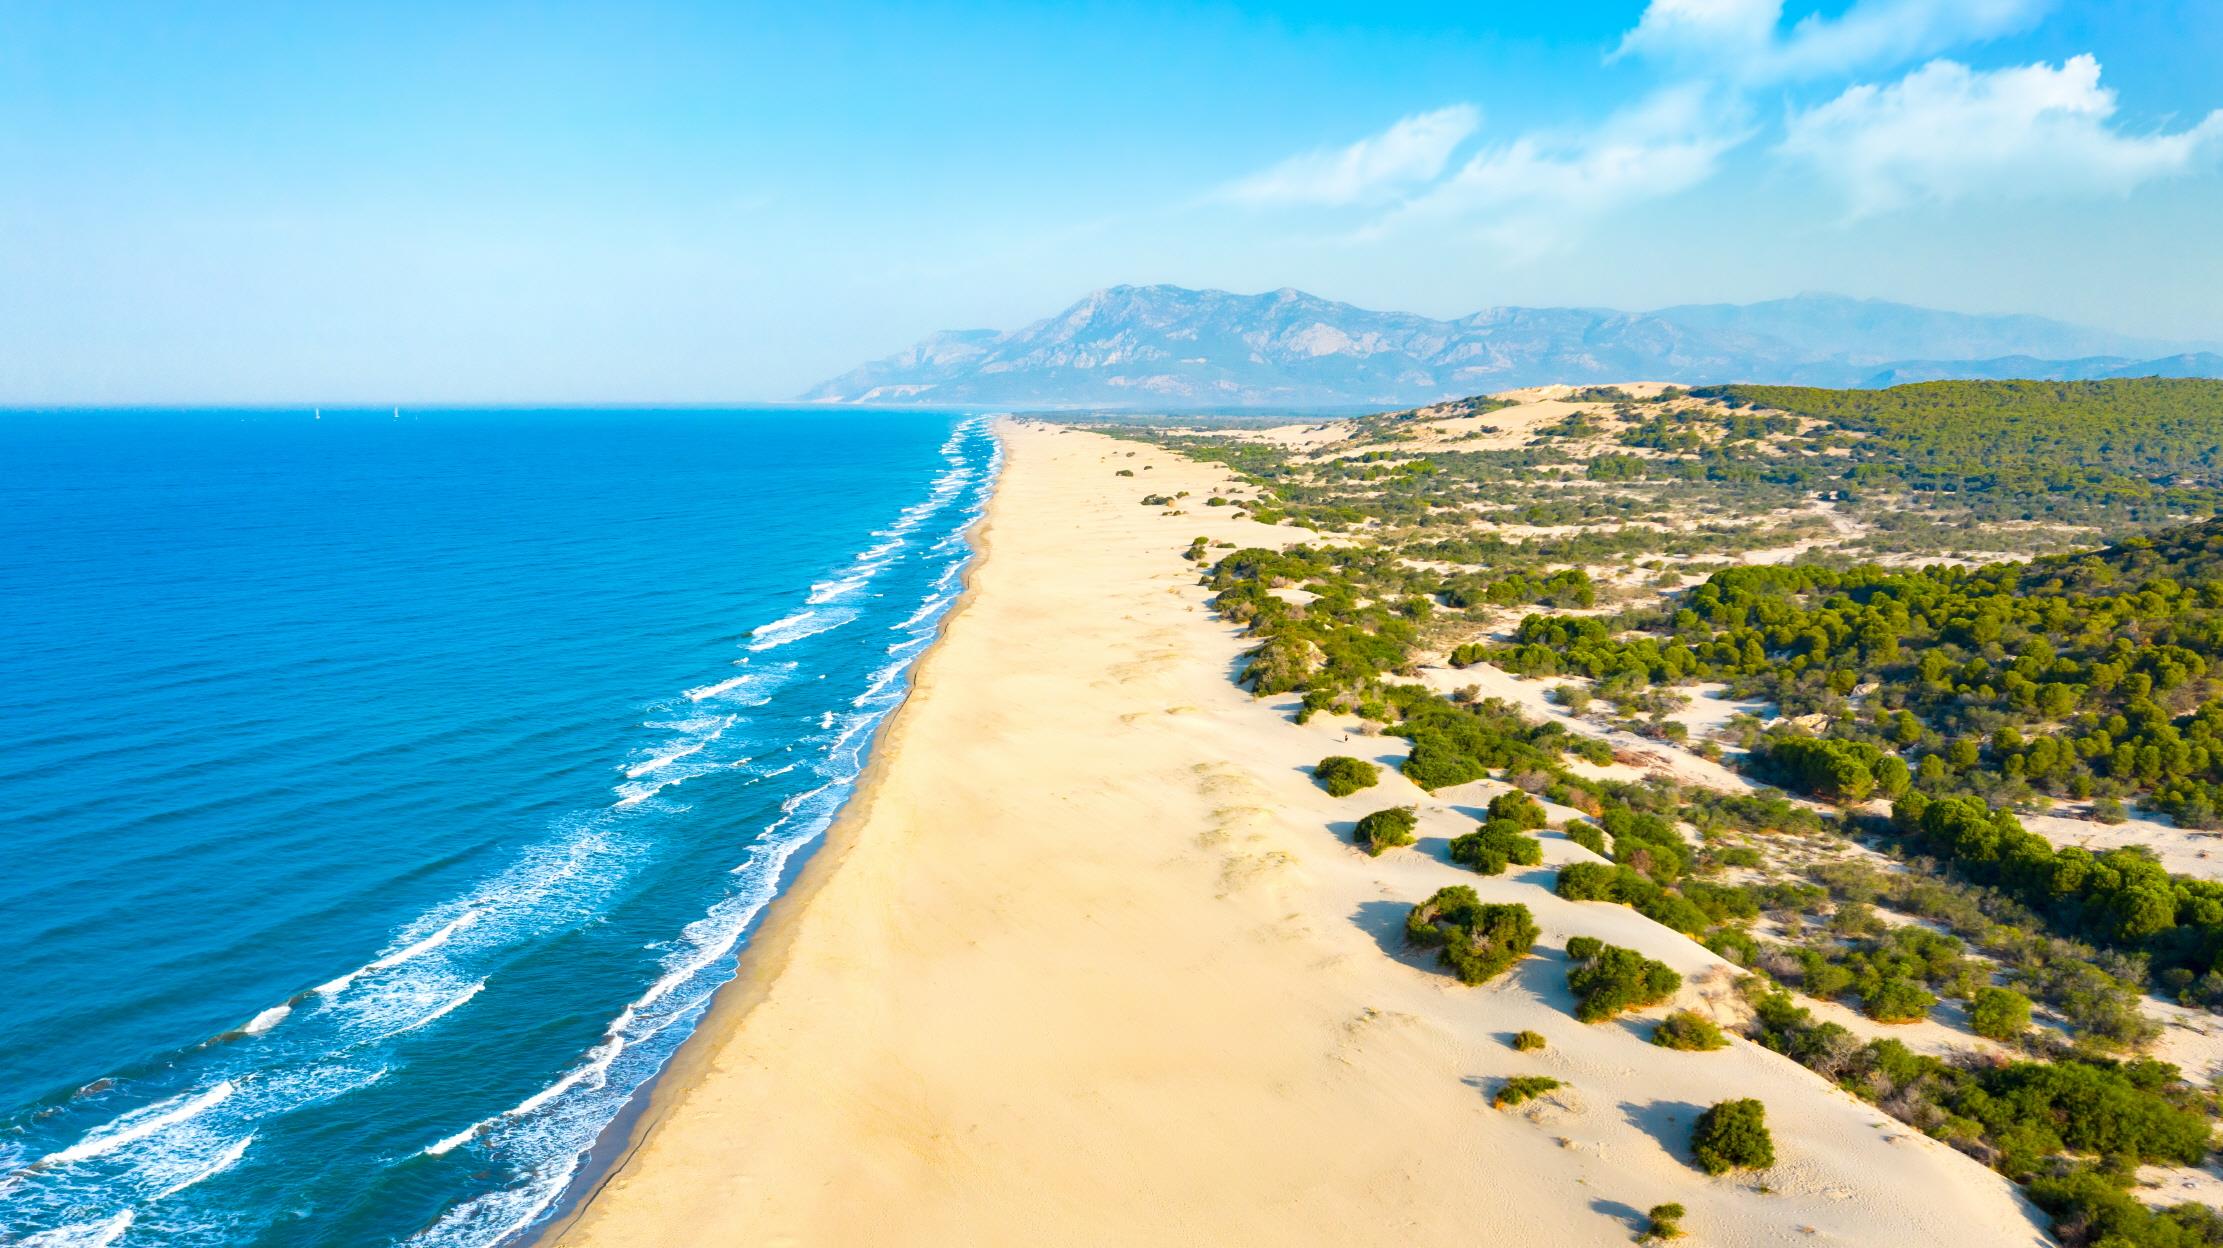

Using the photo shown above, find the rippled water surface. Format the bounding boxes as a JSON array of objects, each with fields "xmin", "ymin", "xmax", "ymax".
[{"xmin": 0, "ymin": 408, "xmax": 994, "ymax": 1245}]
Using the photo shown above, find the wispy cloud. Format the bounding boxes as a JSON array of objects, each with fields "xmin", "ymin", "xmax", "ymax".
[
  {"xmin": 1204, "ymin": 0, "xmax": 2212, "ymax": 253},
  {"xmin": 1216, "ymin": 105, "xmax": 1480, "ymax": 207},
  {"xmin": 1365, "ymin": 87, "xmax": 1746, "ymax": 254},
  {"xmin": 1781, "ymin": 55, "xmax": 2223, "ymax": 215},
  {"xmin": 1616, "ymin": 0, "xmax": 2046, "ymax": 83}
]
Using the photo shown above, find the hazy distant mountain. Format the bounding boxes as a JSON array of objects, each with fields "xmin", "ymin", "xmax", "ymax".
[
  {"xmin": 1849, "ymin": 352, "xmax": 2223, "ymax": 388},
  {"xmin": 801, "ymin": 285, "xmax": 2217, "ymax": 409}
]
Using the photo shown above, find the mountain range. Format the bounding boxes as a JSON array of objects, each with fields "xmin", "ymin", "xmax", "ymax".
[{"xmin": 801, "ymin": 285, "xmax": 2222, "ymax": 409}]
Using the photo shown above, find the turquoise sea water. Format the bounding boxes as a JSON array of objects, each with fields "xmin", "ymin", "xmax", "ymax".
[{"xmin": 0, "ymin": 408, "xmax": 995, "ymax": 1245}]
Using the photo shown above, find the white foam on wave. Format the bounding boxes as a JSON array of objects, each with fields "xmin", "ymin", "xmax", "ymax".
[
  {"xmin": 614, "ymin": 752, "xmax": 754, "ymax": 808},
  {"xmin": 850, "ymin": 656, "xmax": 910, "ymax": 710},
  {"xmin": 621, "ymin": 711, "xmax": 737, "ymax": 780},
  {"xmin": 240, "ymin": 1004, "xmax": 291, "ymax": 1036},
  {"xmin": 40, "ymin": 1082, "xmax": 235, "ymax": 1167},
  {"xmin": 20, "ymin": 1210, "xmax": 134, "ymax": 1247},
  {"xmin": 374, "ymin": 979, "xmax": 487, "ymax": 1043},
  {"xmin": 884, "ymin": 631, "xmax": 934, "ymax": 657},
  {"xmin": 150, "ymin": 1133, "xmax": 253, "ymax": 1200},
  {"xmin": 623, "ymin": 739, "xmax": 706, "ymax": 779},
  {"xmin": 315, "ymin": 910, "xmax": 481, "ymax": 998},
  {"xmin": 745, "ymin": 606, "xmax": 857, "ymax": 653},
  {"xmin": 681, "ymin": 675, "xmax": 755, "ymax": 703},
  {"xmin": 896, "ymin": 592, "xmax": 954, "ymax": 630}
]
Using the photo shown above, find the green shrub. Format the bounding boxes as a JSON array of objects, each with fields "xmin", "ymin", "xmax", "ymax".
[
  {"xmin": 1352, "ymin": 807, "xmax": 1417, "ymax": 856},
  {"xmin": 1967, "ymin": 985, "xmax": 2033, "ymax": 1042},
  {"xmin": 1566, "ymin": 823, "xmax": 1607, "ymax": 856},
  {"xmin": 2027, "ymin": 1165, "xmax": 2223, "ymax": 1248},
  {"xmin": 1556, "ymin": 862, "xmax": 1622, "ymax": 901},
  {"xmin": 1651, "ymin": 1010, "xmax": 1728, "ymax": 1051},
  {"xmin": 1487, "ymin": 789, "xmax": 1548, "ymax": 829},
  {"xmin": 1862, "ymin": 977, "xmax": 1938, "ymax": 1023},
  {"xmin": 1406, "ymin": 887, "xmax": 1540, "ymax": 985},
  {"xmin": 1566, "ymin": 939, "xmax": 1682, "ymax": 1022},
  {"xmin": 1511, "ymin": 1029, "xmax": 1547, "ymax": 1052},
  {"xmin": 1751, "ymin": 734, "xmax": 1909, "ymax": 804},
  {"xmin": 1691, "ymin": 1098, "xmax": 1774, "ymax": 1174},
  {"xmin": 1746, "ymin": 982, "xmax": 2214, "ymax": 1189},
  {"xmin": 1140, "ymin": 493, "xmax": 1174, "ymax": 506},
  {"xmin": 1449, "ymin": 818, "xmax": 1544, "ymax": 875},
  {"xmin": 1315, "ymin": 755, "xmax": 1380, "ymax": 797},
  {"xmin": 1641, "ymin": 1203, "xmax": 1687, "ymax": 1243},
  {"xmin": 1553, "ymin": 862, "xmax": 1711, "ymax": 935},
  {"xmin": 1493, "ymin": 1075, "xmax": 1563, "ymax": 1108}
]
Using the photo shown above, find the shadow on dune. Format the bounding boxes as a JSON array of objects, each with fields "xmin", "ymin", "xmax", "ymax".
[
  {"xmin": 1588, "ymin": 1197, "xmax": 1649, "ymax": 1237},
  {"xmin": 1350, "ymin": 898, "xmax": 1417, "ymax": 962},
  {"xmin": 1619, "ymin": 1097, "xmax": 1706, "ymax": 1167}
]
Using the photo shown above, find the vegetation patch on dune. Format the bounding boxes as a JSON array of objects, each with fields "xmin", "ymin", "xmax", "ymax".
[
  {"xmin": 1565, "ymin": 936, "xmax": 1681, "ymax": 1022},
  {"xmin": 1406, "ymin": 887, "xmax": 1539, "ymax": 985}
]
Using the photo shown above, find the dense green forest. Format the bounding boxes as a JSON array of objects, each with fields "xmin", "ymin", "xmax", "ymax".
[
  {"xmin": 1495, "ymin": 517, "xmax": 2223, "ymax": 827},
  {"xmin": 1704, "ymin": 379, "xmax": 2223, "ymax": 527}
]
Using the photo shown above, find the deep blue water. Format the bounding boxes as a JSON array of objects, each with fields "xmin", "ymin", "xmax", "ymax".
[{"xmin": 0, "ymin": 408, "xmax": 996, "ymax": 1246}]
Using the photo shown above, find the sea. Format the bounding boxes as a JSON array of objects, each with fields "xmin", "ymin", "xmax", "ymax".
[{"xmin": 0, "ymin": 407, "xmax": 997, "ymax": 1246}]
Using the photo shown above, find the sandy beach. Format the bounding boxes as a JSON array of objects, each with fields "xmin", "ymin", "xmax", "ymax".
[{"xmin": 548, "ymin": 422, "xmax": 2047, "ymax": 1248}]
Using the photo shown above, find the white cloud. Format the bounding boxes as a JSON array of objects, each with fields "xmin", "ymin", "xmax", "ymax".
[
  {"xmin": 1367, "ymin": 87, "xmax": 1746, "ymax": 253},
  {"xmin": 1618, "ymin": 0, "xmax": 2046, "ymax": 82},
  {"xmin": 1218, "ymin": 105, "xmax": 1480, "ymax": 206},
  {"xmin": 1781, "ymin": 55, "xmax": 2223, "ymax": 215}
]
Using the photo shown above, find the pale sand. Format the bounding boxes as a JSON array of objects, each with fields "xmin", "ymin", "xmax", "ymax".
[
  {"xmin": 550, "ymin": 423, "xmax": 2045, "ymax": 1248},
  {"xmin": 2022, "ymin": 809, "xmax": 2223, "ymax": 881}
]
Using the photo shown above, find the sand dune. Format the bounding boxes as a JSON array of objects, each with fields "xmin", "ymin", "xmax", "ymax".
[{"xmin": 549, "ymin": 423, "xmax": 2045, "ymax": 1248}]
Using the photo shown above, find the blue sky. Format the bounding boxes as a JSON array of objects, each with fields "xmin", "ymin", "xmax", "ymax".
[{"xmin": 3, "ymin": 0, "xmax": 2219, "ymax": 403}]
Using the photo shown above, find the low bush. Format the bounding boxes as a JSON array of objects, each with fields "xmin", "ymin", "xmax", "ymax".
[
  {"xmin": 2027, "ymin": 1166, "xmax": 2223, "ymax": 1247},
  {"xmin": 1641, "ymin": 1203, "xmax": 1687, "ymax": 1243},
  {"xmin": 1450, "ymin": 818, "xmax": 1544, "ymax": 874},
  {"xmin": 1967, "ymin": 985, "xmax": 2033, "ymax": 1042},
  {"xmin": 1406, "ymin": 888, "xmax": 1540, "ymax": 985},
  {"xmin": 1315, "ymin": 755, "xmax": 1380, "ymax": 797},
  {"xmin": 1353, "ymin": 806, "xmax": 1418, "ymax": 856},
  {"xmin": 1862, "ymin": 976, "xmax": 1939, "ymax": 1024},
  {"xmin": 1554, "ymin": 862, "xmax": 1711, "ymax": 935},
  {"xmin": 1691, "ymin": 1098, "xmax": 1774, "ymax": 1174},
  {"xmin": 1566, "ymin": 937, "xmax": 1682, "ymax": 1022},
  {"xmin": 1651, "ymin": 1010, "xmax": 1728, "ymax": 1051},
  {"xmin": 1493, "ymin": 1075, "xmax": 1563, "ymax": 1108},
  {"xmin": 1487, "ymin": 789, "xmax": 1549, "ymax": 829},
  {"xmin": 1511, "ymin": 1029, "xmax": 1547, "ymax": 1052}
]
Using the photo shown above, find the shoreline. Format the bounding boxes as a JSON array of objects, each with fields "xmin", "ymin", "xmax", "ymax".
[{"xmin": 523, "ymin": 418, "xmax": 1009, "ymax": 1247}]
